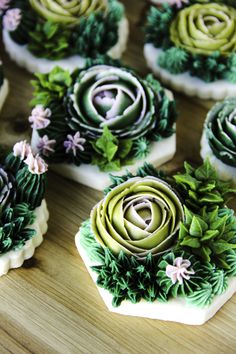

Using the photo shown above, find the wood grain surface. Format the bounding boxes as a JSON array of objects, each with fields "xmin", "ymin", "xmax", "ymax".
[{"xmin": 0, "ymin": 1, "xmax": 235, "ymax": 353}]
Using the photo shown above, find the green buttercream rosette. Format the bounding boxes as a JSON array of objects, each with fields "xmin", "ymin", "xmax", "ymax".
[
  {"xmin": 29, "ymin": 0, "xmax": 107, "ymax": 26},
  {"xmin": 205, "ymin": 97, "xmax": 236, "ymax": 167},
  {"xmin": 67, "ymin": 65, "xmax": 156, "ymax": 140},
  {"xmin": 91, "ymin": 176, "xmax": 184, "ymax": 259},
  {"xmin": 170, "ymin": 3, "xmax": 236, "ymax": 57}
]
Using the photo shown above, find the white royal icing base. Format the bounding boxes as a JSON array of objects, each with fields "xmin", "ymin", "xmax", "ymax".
[
  {"xmin": 0, "ymin": 199, "xmax": 49, "ymax": 276},
  {"xmin": 200, "ymin": 131, "xmax": 236, "ymax": 187},
  {"xmin": 0, "ymin": 79, "xmax": 9, "ymax": 112},
  {"xmin": 144, "ymin": 43, "xmax": 236, "ymax": 100},
  {"xmin": 31, "ymin": 129, "xmax": 176, "ymax": 191},
  {"xmin": 75, "ymin": 231, "xmax": 236, "ymax": 325},
  {"xmin": 2, "ymin": 17, "xmax": 129, "ymax": 74}
]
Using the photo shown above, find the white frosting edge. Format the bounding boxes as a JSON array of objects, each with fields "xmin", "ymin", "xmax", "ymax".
[
  {"xmin": 31, "ymin": 129, "xmax": 176, "ymax": 191},
  {"xmin": 144, "ymin": 43, "xmax": 236, "ymax": 100},
  {"xmin": 75, "ymin": 231, "xmax": 236, "ymax": 325},
  {"xmin": 0, "ymin": 79, "xmax": 9, "ymax": 112},
  {"xmin": 2, "ymin": 16, "xmax": 128, "ymax": 74},
  {"xmin": 0, "ymin": 199, "xmax": 49, "ymax": 276},
  {"xmin": 200, "ymin": 131, "xmax": 236, "ymax": 187}
]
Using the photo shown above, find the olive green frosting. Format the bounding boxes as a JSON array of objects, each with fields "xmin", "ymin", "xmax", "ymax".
[
  {"xmin": 29, "ymin": 0, "xmax": 107, "ymax": 26},
  {"xmin": 91, "ymin": 176, "xmax": 184, "ymax": 259},
  {"xmin": 205, "ymin": 97, "xmax": 236, "ymax": 167},
  {"xmin": 170, "ymin": 3, "xmax": 236, "ymax": 57}
]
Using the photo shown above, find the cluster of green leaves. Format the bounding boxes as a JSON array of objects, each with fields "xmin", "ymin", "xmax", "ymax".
[
  {"xmin": 177, "ymin": 206, "xmax": 236, "ymax": 267},
  {"xmin": 31, "ymin": 67, "xmax": 72, "ymax": 107},
  {"xmin": 80, "ymin": 220, "xmax": 236, "ymax": 307},
  {"xmin": 91, "ymin": 126, "xmax": 133, "ymax": 172},
  {"xmin": 28, "ymin": 21, "xmax": 71, "ymax": 60},
  {"xmin": 173, "ymin": 160, "xmax": 236, "ymax": 212},
  {"xmin": 0, "ymin": 203, "xmax": 35, "ymax": 254}
]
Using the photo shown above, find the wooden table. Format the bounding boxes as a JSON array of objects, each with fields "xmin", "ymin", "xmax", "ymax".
[{"xmin": 0, "ymin": 1, "xmax": 235, "ymax": 353}]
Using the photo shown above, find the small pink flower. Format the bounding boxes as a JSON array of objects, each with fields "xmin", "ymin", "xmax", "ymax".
[
  {"xmin": 29, "ymin": 105, "xmax": 52, "ymax": 130},
  {"xmin": 13, "ymin": 140, "xmax": 32, "ymax": 160},
  {"xmin": 24, "ymin": 152, "xmax": 48, "ymax": 175},
  {"xmin": 37, "ymin": 135, "xmax": 56, "ymax": 157},
  {"xmin": 64, "ymin": 132, "xmax": 86, "ymax": 157},
  {"xmin": 166, "ymin": 257, "xmax": 195, "ymax": 285},
  {"xmin": 0, "ymin": 0, "xmax": 11, "ymax": 15},
  {"xmin": 170, "ymin": 0, "xmax": 189, "ymax": 8},
  {"xmin": 3, "ymin": 8, "xmax": 21, "ymax": 31}
]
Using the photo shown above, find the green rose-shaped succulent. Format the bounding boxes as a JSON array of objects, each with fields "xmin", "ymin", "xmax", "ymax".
[
  {"xmin": 170, "ymin": 3, "xmax": 236, "ymax": 56},
  {"xmin": 29, "ymin": 0, "xmax": 107, "ymax": 26},
  {"xmin": 67, "ymin": 65, "xmax": 157, "ymax": 140},
  {"xmin": 205, "ymin": 97, "xmax": 236, "ymax": 167},
  {"xmin": 91, "ymin": 177, "xmax": 184, "ymax": 259}
]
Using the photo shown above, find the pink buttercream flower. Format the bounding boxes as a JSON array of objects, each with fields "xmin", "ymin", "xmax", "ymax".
[
  {"xmin": 0, "ymin": 0, "xmax": 11, "ymax": 15},
  {"xmin": 170, "ymin": 0, "xmax": 189, "ymax": 8},
  {"xmin": 64, "ymin": 132, "xmax": 86, "ymax": 156},
  {"xmin": 3, "ymin": 8, "xmax": 21, "ymax": 31},
  {"xmin": 166, "ymin": 257, "xmax": 195, "ymax": 285},
  {"xmin": 13, "ymin": 140, "xmax": 32, "ymax": 160},
  {"xmin": 29, "ymin": 105, "xmax": 52, "ymax": 130},
  {"xmin": 24, "ymin": 152, "xmax": 48, "ymax": 175},
  {"xmin": 37, "ymin": 135, "xmax": 56, "ymax": 157}
]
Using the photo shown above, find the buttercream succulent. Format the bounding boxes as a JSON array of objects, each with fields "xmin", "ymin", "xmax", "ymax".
[
  {"xmin": 0, "ymin": 141, "xmax": 48, "ymax": 255},
  {"xmin": 173, "ymin": 160, "xmax": 235, "ymax": 211},
  {"xmin": 67, "ymin": 65, "xmax": 157, "ymax": 140},
  {"xmin": 91, "ymin": 176, "xmax": 184, "ymax": 259},
  {"xmin": 177, "ymin": 206, "xmax": 236, "ymax": 267},
  {"xmin": 29, "ymin": 0, "xmax": 107, "ymax": 26},
  {"xmin": 170, "ymin": 3, "xmax": 236, "ymax": 56},
  {"xmin": 205, "ymin": 97, "xmax": 236, "ymax": 167}
]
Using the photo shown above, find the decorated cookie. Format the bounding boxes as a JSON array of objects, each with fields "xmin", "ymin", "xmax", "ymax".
[
  {"xmin": 0, "ymin": 60, "xmax": 9, "ymax": 112},
  {"xmin": 1, "ymin": 0, "xmax": 128, "ymax": 73},
  {"xmin": 144, "ymin": 1, "xmax": 236, "ymax": 100},
  {"xmin": 0, "ymin": 140, "xmax": 49, "ymax": 276},
  {"xmin": 201, "ymin": 97, "xmax": 236, "ymax": 186},
  {"xmin": 30, "ymin": 63, "xmax": 177, "ymax": 190},
  {"xmin": 75, "ymin": 160, "xmax": 236, "ymax": 325}
]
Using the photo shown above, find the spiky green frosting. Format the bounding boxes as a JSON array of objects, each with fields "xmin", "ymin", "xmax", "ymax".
[
  {"xmin": 1, "ymin": 0, "xmax": 125, "ymax": 60},
  {"xmin": 0, "ymin": 141, "xmax": 48, "ymax": 254},
  {"xmin": 145, "ymin": 2, "xmax": 236, "ymax": 83},
  {"xmin": 204, "ymin": 97, "xmax": 236, "ymax": 167},
  {"xmin": 79, "ymin": 161, "xmax": 236, "ymax": 307},
  {"xmin": 30, "ymin": 63, "xmax": 177, "ymax": 172}
]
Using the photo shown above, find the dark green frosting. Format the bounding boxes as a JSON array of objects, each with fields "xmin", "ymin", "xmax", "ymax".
[
  {"xmin": 16, "ymin": 166, "xmax": 46, "ymax": 210},
  {"xmin": 205, "ymin": 97, "xmax": 236, "ymax": 167}
]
